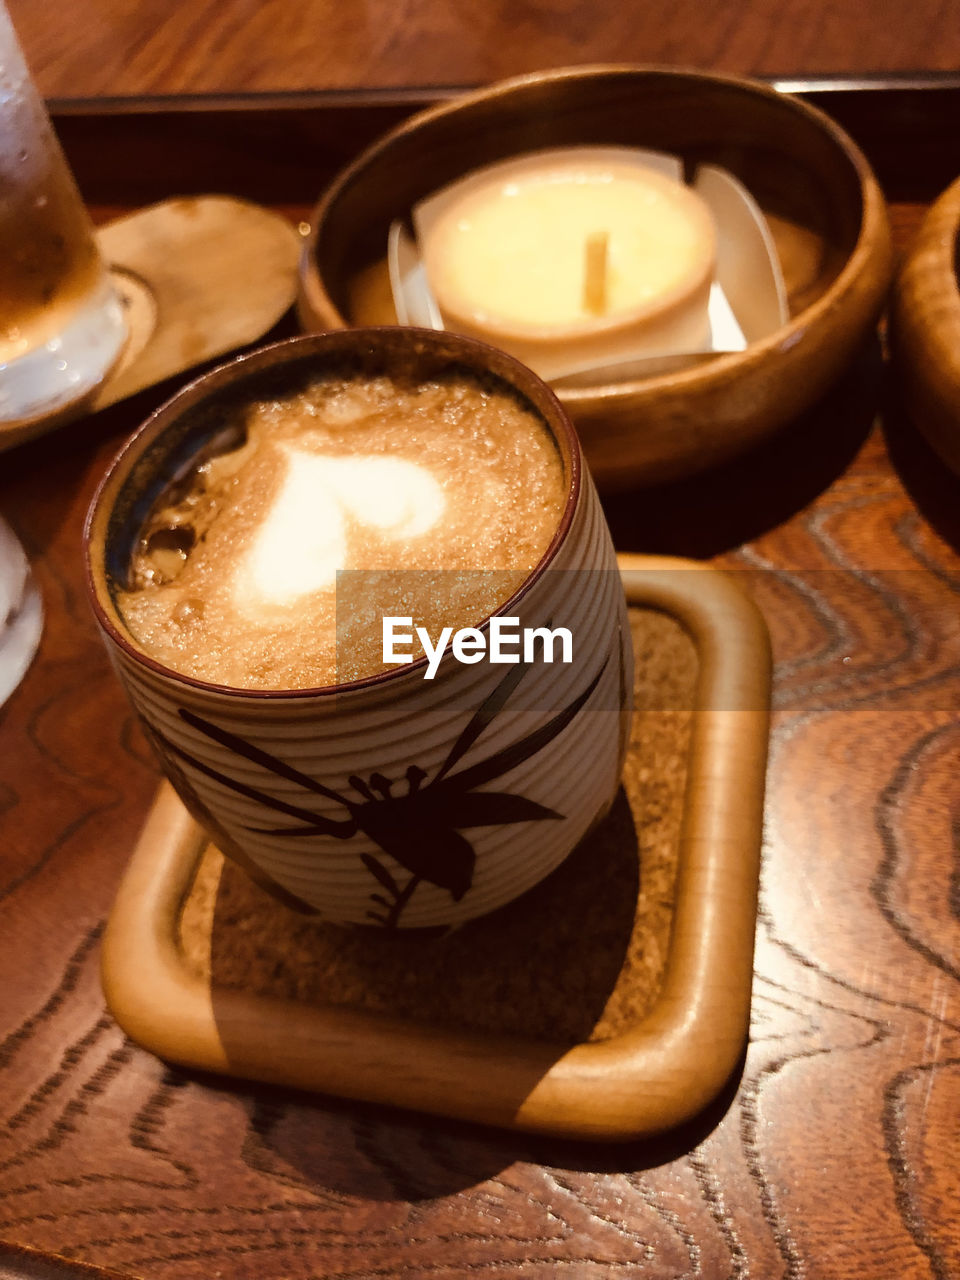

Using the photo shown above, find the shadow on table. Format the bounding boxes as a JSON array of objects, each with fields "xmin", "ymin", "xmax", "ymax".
[
  {"xmin": 199, "ymin": 788, "xmax": 645, "ymax": 1200},
  {"xmin": 602, "ymin": 335, "xmax": 882, "ymax": 558},
  {"xmin": 199, "ymin": 770, "xmax": 744, "ymax": 1202},
  {"xmin": 191, "ymin": 1046, "xmax": 746, "ymax": 1204}
]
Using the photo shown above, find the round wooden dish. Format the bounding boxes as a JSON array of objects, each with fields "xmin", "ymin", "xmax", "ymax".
[
  {"xmin": 890, "ymin": 175, "xmax": 960, "ymax": 476},
  {"xmin": 298, "ymin": 65, "xmax": 893, "ymax": 489}
]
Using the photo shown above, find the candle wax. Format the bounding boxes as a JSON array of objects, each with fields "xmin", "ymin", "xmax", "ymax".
[{"xmin": 420, "ymin": 149, "xmax": 716, "ymax": 343}]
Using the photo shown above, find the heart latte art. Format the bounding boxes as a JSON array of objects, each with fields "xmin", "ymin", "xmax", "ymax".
[
  {"xmin": 237, "ymin": 450, "xmax": 448, "ymax": 612},
  {"xmin": 118, "ymin": 372, "xmax": 565, "ymax": 690}
]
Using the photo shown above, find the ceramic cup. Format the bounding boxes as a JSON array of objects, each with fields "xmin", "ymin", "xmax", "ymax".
[{"xmin": 85, "ymin": 328, "xmax": 632, "ymax": 928}]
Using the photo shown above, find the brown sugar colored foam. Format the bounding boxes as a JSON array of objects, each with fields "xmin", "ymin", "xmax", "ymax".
[{"xmin": 118, "ymin": 373, "xmax": 566, "ymax": 691}]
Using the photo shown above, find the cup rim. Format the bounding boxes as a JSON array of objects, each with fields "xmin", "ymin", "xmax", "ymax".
[{"xmin": 84, "ymin": 327, "xmax": 582, "ymax": 701}]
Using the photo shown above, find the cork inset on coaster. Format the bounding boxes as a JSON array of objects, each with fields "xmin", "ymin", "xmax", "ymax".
[
  {"xmin": 178, "ymin": 607, "xmax": 697, "ymax": 1047},
  {"xmin": 102, "ymin": 557, "xmax": 770, "ymax": 1140}
]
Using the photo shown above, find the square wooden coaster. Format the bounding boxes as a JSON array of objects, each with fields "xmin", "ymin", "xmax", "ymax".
[{"xmin": 102, "ymin": 555, "xmax": 770, "ymax": 1141}]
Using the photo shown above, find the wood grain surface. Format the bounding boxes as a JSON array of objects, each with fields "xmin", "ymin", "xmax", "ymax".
[
  {"xmin": 1, "ymin": 82, "xmax": 960, "ymax": 1279},
  {"xmin": 8, "ymin": 0, "xmax": 960, "ymax": 98}
]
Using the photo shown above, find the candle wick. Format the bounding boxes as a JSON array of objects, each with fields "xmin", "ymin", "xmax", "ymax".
[{"xmin": 583, "ymin": 231, "xmax": 608, "ymax": 316}]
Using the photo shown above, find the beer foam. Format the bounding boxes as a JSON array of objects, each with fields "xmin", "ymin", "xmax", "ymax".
[{"xmin": 119, "ymin": 372, "xmax": 566, "ymax": 690}]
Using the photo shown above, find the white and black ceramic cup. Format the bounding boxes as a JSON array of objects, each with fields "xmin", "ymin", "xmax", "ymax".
[{"xmin": 85, "ymin": 328, "xmax": 632, "ymax": 928}]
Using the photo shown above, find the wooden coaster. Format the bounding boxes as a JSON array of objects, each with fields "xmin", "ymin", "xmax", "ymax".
[
  {"xmin": 102, "ymin": 556, "xmax": 771, "ymax": 1141},
  {"xmin": 93, "ymin": 197, "xmax": 302, "ymax": 410}
]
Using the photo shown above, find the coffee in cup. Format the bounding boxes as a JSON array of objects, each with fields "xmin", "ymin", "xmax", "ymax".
[{"xmin": 117, "ymin": 368, "xmax": 566, "ymax": 691}]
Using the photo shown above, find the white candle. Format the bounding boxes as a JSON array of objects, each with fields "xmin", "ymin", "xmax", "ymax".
[{"xmin": 417, "ymin": 148, "xmax": 717, "ymax": 380}]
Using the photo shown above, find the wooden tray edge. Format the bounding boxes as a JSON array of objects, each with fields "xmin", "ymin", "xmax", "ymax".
[{"xmin": 101, "ymin": 553, "xmax": 771, "ymax": 1141}]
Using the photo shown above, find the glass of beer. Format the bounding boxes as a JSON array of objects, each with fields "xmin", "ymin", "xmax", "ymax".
[{"xmin": 0, "ymin": 3, "xmax": 127, "ymax": 428}]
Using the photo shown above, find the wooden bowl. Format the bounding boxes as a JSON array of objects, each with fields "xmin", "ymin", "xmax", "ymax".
[
  {"xmin": 890, "ymin": 176, "xmax": 960, "ymax": 475},
  {"xmin": 298, "ymin": 65, "xmax": 893, "ymax": 490}
]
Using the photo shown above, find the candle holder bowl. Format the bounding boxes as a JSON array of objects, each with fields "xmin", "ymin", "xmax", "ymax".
[
  {"xmin": 298, "ymin": 65, "xmax": 893, "ymax": 489},
  {"xmin": 890, "ymin": 174, "xmax": 960, "ymax": 477}
]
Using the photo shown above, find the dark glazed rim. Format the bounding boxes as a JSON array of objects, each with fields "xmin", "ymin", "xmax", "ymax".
[
  {"xmin": 83, "ymin": 327, "xmax": 581, "ymax": 701},
  {"xmin": 302, "ymin": 63, "xmax": 889, "ymax": 404}
]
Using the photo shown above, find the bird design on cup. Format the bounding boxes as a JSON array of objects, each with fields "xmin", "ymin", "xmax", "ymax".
[{"xmin": 146, "ymin": 655, "xmax": 608, "ymax": 927}]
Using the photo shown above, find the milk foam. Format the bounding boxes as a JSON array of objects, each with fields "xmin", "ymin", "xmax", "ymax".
[
  {"xmin": 120, "ymin": 372, "xmax": 565, "ymax": 690},
  {"xmin": 235, "ymin": 449, "xmax": 447, "ymax": 611}
]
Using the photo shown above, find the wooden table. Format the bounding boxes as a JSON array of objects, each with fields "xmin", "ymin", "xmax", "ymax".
[
  {"xmin": 2, "ymin": 9, "xmax": 960, "ymax": 1274},
  {"xmin": 8, "ymin": 0, "xmax": 960, "ymax": 94}
]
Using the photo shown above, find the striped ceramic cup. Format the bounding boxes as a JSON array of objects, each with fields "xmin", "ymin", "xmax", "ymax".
[{"xmin": 85, "ymin": 328, "xmax": 632, "ymax": 928}]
